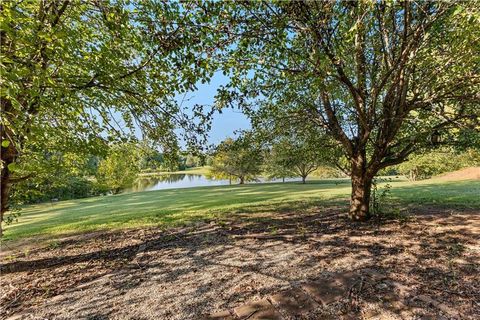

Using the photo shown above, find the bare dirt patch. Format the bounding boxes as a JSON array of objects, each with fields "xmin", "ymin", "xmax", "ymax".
[{"xmin": 1, "ymin": 206, "xmax": 479, "ymax": 319}]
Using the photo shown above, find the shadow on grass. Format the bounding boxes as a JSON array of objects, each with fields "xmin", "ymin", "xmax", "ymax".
[{"xmin": 5, "ymin": 179, "xmax": 478, "ymax": 242}]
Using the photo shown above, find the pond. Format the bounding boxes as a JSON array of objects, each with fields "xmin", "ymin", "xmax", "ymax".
[{"xmin": 127, "ymin": 174, "xmax": 302, "ymax": 193}]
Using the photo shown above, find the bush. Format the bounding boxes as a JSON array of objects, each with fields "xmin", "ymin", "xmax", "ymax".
[
  {"xmin": 396, "ymin": 149, "xmax": 480, "ymax": 181},
  {"xmin": 12, "ymin": 176, "xmax": 108, "ymax": 205}
]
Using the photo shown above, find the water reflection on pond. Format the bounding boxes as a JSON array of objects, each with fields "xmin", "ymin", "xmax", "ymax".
[
  {"xmin": 127, "ymin": 174, "xmax": 302, "ymax": 193},
  {"xmin": 128, "ymin": 174, "xmax": 229, "ymax": 192}
]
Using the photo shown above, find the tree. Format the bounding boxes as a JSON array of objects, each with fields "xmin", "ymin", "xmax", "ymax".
[
  {"xmin": 211, "ymin": 134, "xmax": 263, "ymax": 184},
  {"xmin": 97, "ymin": 144, "xmax": 140, "ymax": 194},
  {"xmin": 138, "ymin": 146, "xmax": 164, "ymax": 172},
  {"xmin": 10, "ymin": 150, "xmax": 107, "ymax": 213},
  {"xmin": 185, "ymin": 154, "xmax": 200, "ymax": 168},
  {"xmin": 269, "ymin": 137, "xmax": 322, "ymax": 184},
  {"xmin": 263, "ymin": 147, "xmax": 294, "ymax": 183},
  {"xmin": 205, "ymin": 155, "xmax": 214, "ymax": 167},
  {"xmin": 261, "ymin": 118, "xmax": 336, "ymax": 183},
  {"xmin": 0, "ymin": 2, "xmax": 215, "ymax": 232},
  {"xmin": 196, "ymin": 1, "xmax": 480, "ymax": 220}
]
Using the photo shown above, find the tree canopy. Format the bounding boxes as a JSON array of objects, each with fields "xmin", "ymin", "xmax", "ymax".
[
  {"xmin": 193, "ymin": 1, "xmax": 480, "ymax": 220},
  {"xmin": 0, "ymin": 1, "xmax": 216, "ymax": 231},
  {"xmin": 259, "ymin": 117, "xmax": 338, "ymax": 183},
  {"xmin": 210, "ymin": 134, "xmax": 263, "ymax": 184}
]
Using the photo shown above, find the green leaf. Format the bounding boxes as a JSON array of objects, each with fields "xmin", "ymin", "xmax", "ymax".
[{"xmin": 1, "ymin": 140, "xmax": 10, "ymax": 148}]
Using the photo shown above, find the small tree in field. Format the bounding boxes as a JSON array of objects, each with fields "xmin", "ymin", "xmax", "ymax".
[
  {"xmin": 97, "ymin": 144, "xmax": 140, "ymax": 194},
  {"xmin": 268, "ymin": 136, "xmax": 328, "ymax": 184},
  {"xmin": 263, "ymin": 148, "xmax": 294, "ymax": 183},
  {"xmin": 257, "ymin": 112, "xmax": 340, "ymax": 184},
  {"xmin": 211, "ymin": 135, "xmax": 263, "ymax": 184}
]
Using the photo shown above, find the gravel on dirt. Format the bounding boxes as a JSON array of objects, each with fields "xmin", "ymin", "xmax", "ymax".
[{"xmin": 1, "ymin": 205, "xmax": 478, "ymax": 319}]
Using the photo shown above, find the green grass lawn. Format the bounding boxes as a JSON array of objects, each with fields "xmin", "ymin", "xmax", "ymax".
[{"xmin": 3, "ymin": 177, "xmax": 479, "ymax": 241}]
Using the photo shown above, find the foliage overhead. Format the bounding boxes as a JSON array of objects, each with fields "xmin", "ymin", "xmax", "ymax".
[{"xmin": 202, "ymin": 1, "xmax": 480, "ymax": 159}]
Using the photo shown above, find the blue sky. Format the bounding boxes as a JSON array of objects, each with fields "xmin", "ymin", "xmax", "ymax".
[
  {"xmin": 129, "ymin": 72, "xmax": 250, "ymax": 148},
  {"xmin": 181, "ymin": 72, "xmax": 251, "ymax": 145}
]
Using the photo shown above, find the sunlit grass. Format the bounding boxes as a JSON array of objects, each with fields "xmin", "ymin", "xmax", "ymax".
[{"xmin": 3, "ymin": 177, "xmax": 479, "ymax": 241}]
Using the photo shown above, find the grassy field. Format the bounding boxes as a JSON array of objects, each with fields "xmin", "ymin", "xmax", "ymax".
[{"xmin": 3, "ymin": 177, "xmax": 479, "ymax": 241}]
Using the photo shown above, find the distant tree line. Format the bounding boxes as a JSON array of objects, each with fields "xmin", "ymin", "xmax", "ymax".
[
  {"xmin": 210, "ymin": 133, "xmax": 480, "ymax": 185},
  {"xmin": 10, "ymin": 143, "xmax": 208, "ymax": 206},
  {"xmin": 388, "ymin": 149, "xmax": 480, "ymax": 181}
]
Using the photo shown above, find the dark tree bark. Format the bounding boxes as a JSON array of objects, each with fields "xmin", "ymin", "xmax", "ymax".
[
  {"xmin": 349, "ymin": 155, "xmax": 373, "ymax": 221},
  {"xmin": 0, "ymin": 144, "xmax": 19, "ymax": 236},
  {"xmin": 0, "ymin": 167, "xmax": 12, "ymax": 237},
  {"xmin": 239, "ymin": 176, "xmax": 245, "ymax": 184},
  {"xmin": 1, "ymin": 100, "xmax": 19, "ymax": 236}
]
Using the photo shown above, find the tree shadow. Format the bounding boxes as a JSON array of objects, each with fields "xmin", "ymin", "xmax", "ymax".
[{"xmin": 1, "ymin": 205, "xmax": 478, "ymax": 319}]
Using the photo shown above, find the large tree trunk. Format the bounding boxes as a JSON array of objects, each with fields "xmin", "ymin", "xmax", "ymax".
[
  {"xmin": 349, "ymin": 153, "xmax": 373, "ymax": 221},
  {"xmin": 0, "ymin": 141, "xmax": 17, "ymax": 236},
  {"xmin": 301, "ymin": 175, "xmax": 306, "ymax": 184},
  {"xmin": 0, "ymin": 173, "xmax": 11, "ymax": 237},
  {"xmin": 239, "ymin": 176, "xmax": 245, "ymax": 184}
]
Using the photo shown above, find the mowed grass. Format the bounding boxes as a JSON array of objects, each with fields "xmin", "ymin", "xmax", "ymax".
[{"xmin": 3, "ymin": 177, "xmax": 479, "ymax": 241}]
